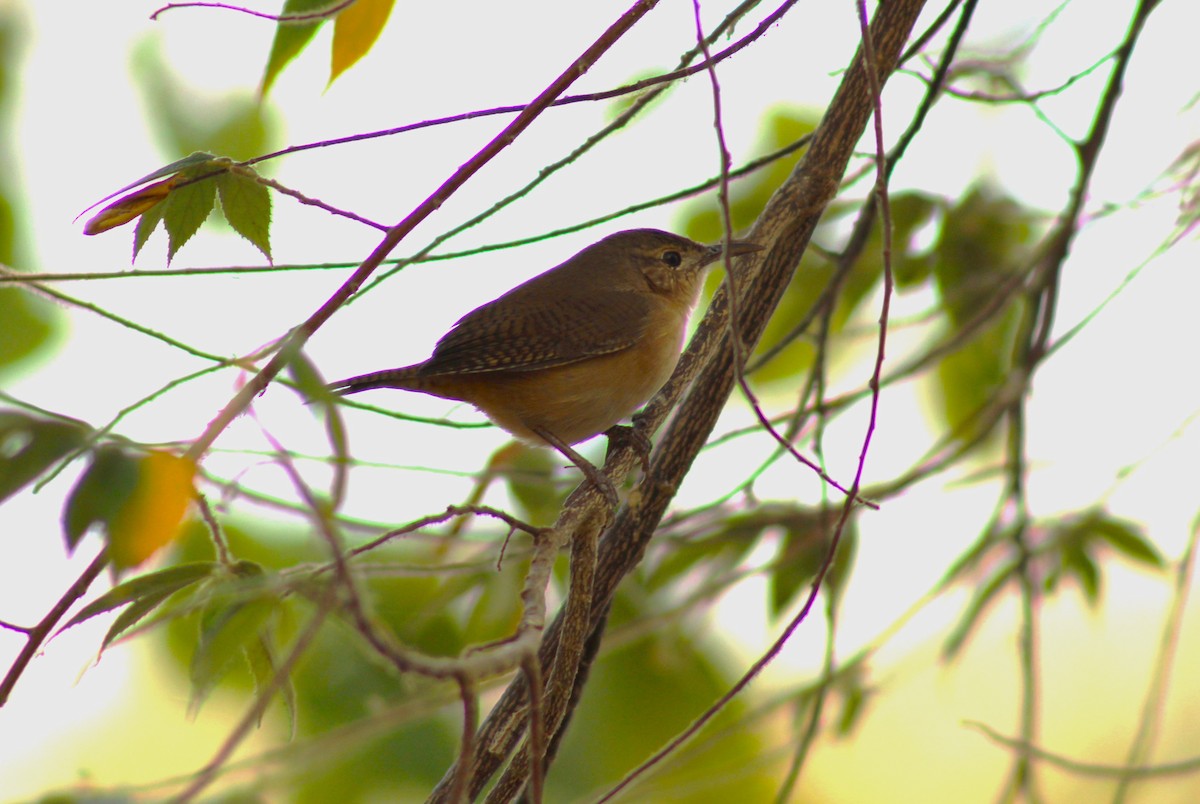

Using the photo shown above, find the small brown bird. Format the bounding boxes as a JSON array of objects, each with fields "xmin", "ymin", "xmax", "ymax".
[{"xmin": 329, "ymin": 229, "xmax": 761, "ymax": 495}]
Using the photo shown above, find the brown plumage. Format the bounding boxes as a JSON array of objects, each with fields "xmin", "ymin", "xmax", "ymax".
[{"xmin": 329, "ymin": 229, "xmax": 761, "ymax": 445}]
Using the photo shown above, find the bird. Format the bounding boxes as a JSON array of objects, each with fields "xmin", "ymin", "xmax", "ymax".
[{"xmin": 329, "ymin": 228, "xmax": 762, "ymax": 501}]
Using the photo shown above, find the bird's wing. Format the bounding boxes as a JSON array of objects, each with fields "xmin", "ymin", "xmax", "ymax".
[{"xmin": 420, "ymin": 287, "xmax": 653, "ymax": 375}]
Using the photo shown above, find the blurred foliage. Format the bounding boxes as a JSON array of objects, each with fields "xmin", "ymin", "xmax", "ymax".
[
  {"xmin": 684, "ymin": 112, "xmax": 941, "ymax": 385},
  {"xmin": 550, "ymin": 588, "xmax": 775, "ymax": 801},
  {"xmin": 496, "ymin": 440, "xmax": 566, "ymax": 527},
  {"xmin": 134, "ymin": 40, "xmax": 276, "ymax": 163},
  {"xmin": 0, "ymin": 9, "xmax": 57, "ymax": 373},
  {"xmin": 682, "ymin": 110, "xmax": 1042, "ymax": 449},
  {"xmin": 942, "ymin": 509, "xmax": 1163, "ymax": 660},
  {"xmin": 930, "ymin": 186, "xmax": 1039, "ymax": 442},
  {"xmin": 0, "ymin": 411, "xmax": 89, "ymax": 503},
  {"xmin": 160, "ymin": 519, "xmax": 490, "ymax": 798},
  {"xmin": 113, "ymin": 505, "xmax": 790, "ymax": 800},
  {"xmin": 66, "ymin": 448, "xmax": 196, "ymax": 569},
  {"xmin": 12, "ymin": 6, "xmax": 1189, "ymax": 801}
]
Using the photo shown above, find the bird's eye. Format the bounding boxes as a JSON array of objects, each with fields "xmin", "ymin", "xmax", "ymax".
[{"xmin": 661, "ymin": 250, "xmax": 682, "ymax": 267}]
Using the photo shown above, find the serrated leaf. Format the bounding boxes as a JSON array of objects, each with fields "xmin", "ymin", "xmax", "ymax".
[
  {"xmin": 162, "ymin": 170, "xmax": 217, "ymax": 263},
  {"xmin": 190, "ymin": 597, "xmax": 277, "ymax": 714},
  {"xmin": 103, "ymin": 584, "xmax": 196, "ymax": 650},
  {"xmin": 63, "ymin": 445, "xmax": 141, "ymax": 553},
  {"xmin": 0, "ymin": 411, "xmax": 89, "ymax": 504},
  {"xmin": 261, "ymin": 0, "xmax": 331, "ymax": 97},
  {"xmin": 60, "ymin": 561, "xmax": 218, "ymax": 633},
  {"xmin": 133, "ymin": 198, "xmax": 166, "ymax": 262},
  {"xmin": 330, "ymin": 0, "xmax": 394, "ymax": 84},
  {"xmin": 1090, "ymin": 515, "xmax": 1163, "ymax": 569},
  {"xmin": 216, "ymin": 170, "xmax": 272, "ymax": 260},
  {"xmin": 106, "ymin": 451, "xmax": 197, "ymax": 569},
  {"xmin": 246, "ymin": 630, "xmax": 296, "ymax": 735}
]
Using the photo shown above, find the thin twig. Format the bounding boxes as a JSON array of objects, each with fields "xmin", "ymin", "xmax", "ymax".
[{"xmin": 0, "ymin": 550, "xmax": 109, "ymax": 706}]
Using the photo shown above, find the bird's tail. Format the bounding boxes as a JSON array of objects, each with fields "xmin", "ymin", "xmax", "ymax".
[{"xmin": 327, "ymin": 366, "xmax": 425, "ymax": 395}]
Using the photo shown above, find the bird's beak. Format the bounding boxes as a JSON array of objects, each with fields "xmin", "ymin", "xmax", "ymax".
[{"xmin": 703, "ymin": 239, "xmax": 764, "ymax": 267}]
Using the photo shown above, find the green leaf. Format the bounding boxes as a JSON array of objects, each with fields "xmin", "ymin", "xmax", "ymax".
[
  {"xmin": 463, "ymin": 564, "xmax": 522, "ymax": 644},
  {"xmin": 933, "ymin": 186, "xmax": 1036, "ymax": 325},
  {"xmin": 102, "ymin": 584, "xmax": 198, "ymax": 649},
  {"xmin": 288, "ymin": 348, "xmax": 347, "ymax": 507},
  {"xmin": 246, "ymin": 629, "xmax": 296, "ymax": 735},
  {"xmin": 943, "ymin": 561, "xmax": 1016, "ymax": 660},
  {"xmin": 930, "ymin": 185, "xmax": 1038, "ymax": 441},
  {"xmin": 133, "ymin": 40, "xmax": 275, "ymax": 161},
  {"xmin": 834, "ymin": 671, "xmax": 870, "ymax": 737},
  {"xmin": 500, "ymin": 443, "xmax": 564, "ymax": 527},
  {"xmin": 261, "ymin": 0, "xmax": 331, "ymax": 97},
  {"xmin": 59, "ymin": 562, "xmax": 219, "ymax": 633},
  {"xmin": 767, "ymin": 518, "xmax": 856, "ymax": 617},
  {"xmin": 216, "ymin": 169, "xmax": 272, "ymax": 261},
  {"xmin": 133, "ymin": 196, "xmax": 166, "ymax": 262},
  {"xmin": 890, "ymin": 192, "xmax": 940, "ymax": 288},
  {"xmin": 330, "ymin": 0, "xmax": 395, "ymax": 84},
  {"xmin": 646, "ymin": 506, "xmax": 769, "ymax": 592},
  {"xmin": 62, "ymin": 445, "xmax": 140, "ymax": 553},
  {"xmin": 0, "ymin": 411, "xmax": 88, "ymax": 503},
  {"xmin": 769, "ymin": 525, "xmax": 824, "ymax": 619},
  {"xmin": 1063, "ymin": 542, "xmax": 1101, "ymax": 606},
  {"xmin": 0, "ymin": 287, "xmax": 56, "ymax": 371},
  {"xmin": 933, "ymin": 304, "xmax": 1023, "ymax": 439},
  {"xmin": 287, "ymin": 345, "xmax": 332, "ymax": 403},
  {"xmin": 191, "ymin": 599, "xmax": 277, "ymax": 713},
  {"xmin": 106, "ymin": 450, "xmax": 196, "ymax": 570},
  {"xmin": 1090, "ymin": 514, "xmax": 1163, "ymax": 569},
  {"xmin": 190, "ymin": 574, "xmax": 277, "ymax": 713},
  {"xmin": 162, "ymin": 168, "xmax": 217, "ymax": 263},
  {"xmin": 646, "ymin": 532, "xmax": 749, "ymax": 592}
]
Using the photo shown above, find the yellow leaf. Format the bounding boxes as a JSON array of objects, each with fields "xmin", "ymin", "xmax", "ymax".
[
  {"xmin": 330, "ymin": 0, "xmax": 395, "ymax": 84},
  {"xmin": 108, "ymin": 451, "xmax": 197, "ymax": 569},
  {"xmin": 83, "ymin": 175, "xmax": 180, "ymax": 236}
]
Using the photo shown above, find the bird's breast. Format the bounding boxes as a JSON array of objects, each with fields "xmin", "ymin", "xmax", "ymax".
[{"xmin": 433, "ymin": 300, "xmax": 691, "ymax": 445}]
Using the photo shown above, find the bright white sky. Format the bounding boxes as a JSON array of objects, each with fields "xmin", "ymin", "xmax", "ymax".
[{"xmin": 2, "ymin": 0, "xmax": 1199, "ymax": 798}]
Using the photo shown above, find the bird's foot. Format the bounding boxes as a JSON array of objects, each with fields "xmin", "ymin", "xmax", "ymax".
[
  {"xmin": 533, "ymin": 427, "xmax": 619, "ymax": 509},
  {"xmin": 603, "ymin": 420, "xmax": 652, "ymax": 478}
]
